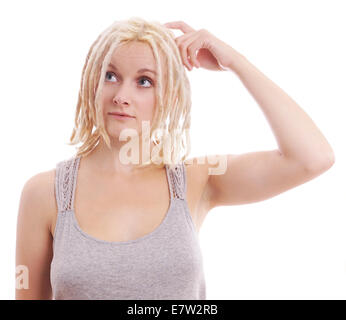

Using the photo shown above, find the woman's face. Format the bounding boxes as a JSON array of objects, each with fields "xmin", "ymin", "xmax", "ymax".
[{"xmin": 101, "ymin": 41, "xmax": 163, "ymax": 140}]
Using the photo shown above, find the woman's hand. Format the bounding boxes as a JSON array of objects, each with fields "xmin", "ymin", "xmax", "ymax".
[{"xmin": 164, "ymin": 21, "xmax": 240, "ymax": 72}]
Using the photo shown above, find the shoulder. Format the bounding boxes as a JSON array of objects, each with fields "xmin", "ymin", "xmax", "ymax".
[
  {"xmin": 183, "ymin": 156, "xmax": 214, "ymax": 210},
  {"xmin": 22, "ymin": 169, "xmax": 56, "ymax": 201},
  {"xmin": 183, "ymin": 156, "xmax": 210, "ymax": 182},
  {"xmin": 19, "ymin": 169, "xmax": 57, "ymax": 232}
]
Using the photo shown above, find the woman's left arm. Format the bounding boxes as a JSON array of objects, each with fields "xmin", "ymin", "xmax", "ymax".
[
  {"xmin": 165, "ymin": 20, "xmax": 335, "ymax": 170},
  {"xmin": 227, "ymin": 49, "xmax": 335, "ymax": 170},
  {"xmin": 165, "ymin": 21, "xmax": 335, "ymax": 209}
]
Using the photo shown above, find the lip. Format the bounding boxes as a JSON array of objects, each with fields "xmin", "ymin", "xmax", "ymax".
[{"xmin": 108, "ymin": 112, "xmax": 135, "ymax": 119}]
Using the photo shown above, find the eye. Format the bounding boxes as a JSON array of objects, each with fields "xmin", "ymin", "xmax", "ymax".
[
  {"xmin": 105, "ymin": 71, "xmax": 154, "ymax": 88},
  {"xmin": 138, "ymin": 77, "xmax": 154, "ymax": 88},
  {"xmin": 105, "ymin": 71, "xmax": 116, "ymax": 82}
]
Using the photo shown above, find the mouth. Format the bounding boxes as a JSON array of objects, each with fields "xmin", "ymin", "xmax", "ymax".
[{"xmin": 108, "ymin": 112, "xmax": 135, "ymax": 119}]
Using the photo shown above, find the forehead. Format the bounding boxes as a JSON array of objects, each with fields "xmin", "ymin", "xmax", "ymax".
[
  {"xmin": 109, "ymin": 41, "xmax": 167, "ymax": 76},
  {"xmin": 111, "ymin": 42, "xmax": 155, "ymax": 65}
]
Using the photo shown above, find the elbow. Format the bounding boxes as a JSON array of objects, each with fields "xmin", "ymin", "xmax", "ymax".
[{"xmin": 306, "ymin": 152, "xmax": 335, "ymax": 173}]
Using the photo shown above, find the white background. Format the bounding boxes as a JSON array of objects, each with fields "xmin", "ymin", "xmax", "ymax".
[{"xmin": 1, "ymin": 0, "xmax": 344, "ymax": 299}]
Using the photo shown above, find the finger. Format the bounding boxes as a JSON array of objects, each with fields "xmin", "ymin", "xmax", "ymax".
[
  {"xmin": 176, "ymin": 35, "xmax": 194, "ymax": 70},
  {"xmin": 182, "ymin": 32, "xmax": 201, "ymax": 70},
  {"xmin": 171, "ymin": 31, "xmax": 196, "ymax": 70},
  {"xmin": 188, "ymin": 44, "xmax": 200, "ymax": 69},
  {"xmin": 163, "ymin": 21, "xmax": 195, "ymax": 34},
  {"xmin": 177, "ymin": 39, "xmax": 191, "ymax": 70},
  {"xmin": 174, "ymin": 34, "xmax": 187, "ymax": 47}
]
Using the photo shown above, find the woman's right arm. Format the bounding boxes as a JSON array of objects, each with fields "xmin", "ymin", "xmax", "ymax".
[{"xmin": 15, "ymin": 170, "xmax": 56, "ymax": 300}]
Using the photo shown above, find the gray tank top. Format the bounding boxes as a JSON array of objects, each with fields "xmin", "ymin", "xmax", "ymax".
[{"xmin": 50, "ymin": 156, "xmax": 206, "ymax": 300}]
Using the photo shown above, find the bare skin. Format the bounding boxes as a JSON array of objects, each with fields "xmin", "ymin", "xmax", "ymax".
[
  {"xmin": 46, "ymin": 40, "xmax": 212, "ymax": 241},
  {"xmin": 16, "ymin": 26, "xmax": 334, "ymax": 299},
  {"xmin": 49, "ymin": 154, "xmax": 211, "ymax": 242},
  {"xmin": 15, "ymin": 41, "xmax": 214, "ymax": 299},
  {"xmin": 15, "ymin": 152, "xmax": 211, "ymax": 300}
]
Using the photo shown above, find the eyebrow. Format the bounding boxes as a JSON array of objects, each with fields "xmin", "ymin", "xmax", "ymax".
[{"xmin": 108, "ymin": 63, "xmax": 157, "ymax": 76}]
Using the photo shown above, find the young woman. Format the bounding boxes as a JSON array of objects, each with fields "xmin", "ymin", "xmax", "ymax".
[{"xmin": 15, "ymin": 17, "xmax": 335, "ymax": 300}]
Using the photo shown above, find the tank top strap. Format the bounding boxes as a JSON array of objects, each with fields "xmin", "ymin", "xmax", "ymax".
[
  {"xmin": 55, "ymin": 156, "xmax": 80, "ymax": 213},
  {"xmin": 165, "ymin": 161, "xmax": 187, "ymax": 200}
]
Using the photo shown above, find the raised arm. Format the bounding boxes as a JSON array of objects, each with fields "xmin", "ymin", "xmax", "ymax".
[
  {"xmin": 205, "ymin": 49, "xmax": 334, "ymax": 208},
  {"xmin": 165, "ymin": 21, "xmax": 335, "ymax": 213}
]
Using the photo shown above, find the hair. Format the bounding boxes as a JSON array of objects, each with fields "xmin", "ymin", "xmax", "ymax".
[{"xmin": 67, "ymin": 16, "xmax": 192, "ymax": 169}]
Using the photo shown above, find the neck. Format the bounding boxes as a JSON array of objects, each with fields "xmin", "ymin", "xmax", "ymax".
[{"xmin": 83, "ymin": 135, "xmax": 160, "ymax": 175}]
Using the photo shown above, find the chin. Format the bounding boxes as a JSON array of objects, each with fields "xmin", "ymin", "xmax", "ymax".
[{"xmin": 106, "ymin": 126, "xmax": 140, "ymax": 140}]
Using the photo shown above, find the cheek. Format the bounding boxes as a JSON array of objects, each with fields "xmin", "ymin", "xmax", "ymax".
[
  {"xmin": 139, "ymin": 94, "xmax": 156, "ymax": 117},
  {"xmin": 100, "ymin": 90, "xmax": 111, "ymax": 112},
  {"xmin": 101, "ymin": 87, "xmax": 112, "ymax": 102},
  {"xmin": 149, "ymin": 98, "xmax": 157, "ymax": 120}
]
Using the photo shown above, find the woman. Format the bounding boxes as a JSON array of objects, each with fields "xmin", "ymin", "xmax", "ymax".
[{"xmin": 15, "ymin": 17, "xmax": 335, "ymax": 300}]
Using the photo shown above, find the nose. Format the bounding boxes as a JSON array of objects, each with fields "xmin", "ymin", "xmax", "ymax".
[
  {"xmin": 112, "ymin": 94, "xmax": 131, "ymax": 106},
  {"xmin": 113, "ymin": 96, "xmax": 128, "ymax": 105},
  {"xmin": 112, "ymin": 80, "xmax": 133, "ymax": 106}
]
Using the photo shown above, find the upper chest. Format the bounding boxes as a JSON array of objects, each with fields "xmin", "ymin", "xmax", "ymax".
[{"xmin": 51, "ymin": 160, "xmax": 210, "ymax": 242}]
